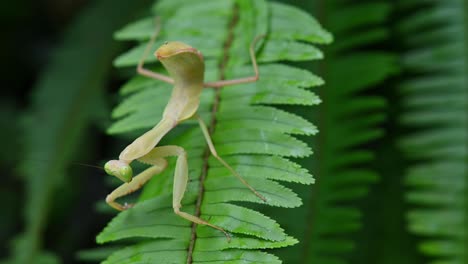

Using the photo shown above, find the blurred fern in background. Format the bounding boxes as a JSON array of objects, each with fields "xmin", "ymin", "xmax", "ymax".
[
  {"xmin": 1, "ymin": 0, "xmax": 467, "ymax": 263},
  {"xmin": 398, "ymin": 0, "xmax": 468, "ymax": 262},
  {"xmin": 2, "ymin": 0, "xmax": 150, "ymax": 263},
  {"xmin": 269, "ymin": 1, "xmax": 399, "ymax": 263}
]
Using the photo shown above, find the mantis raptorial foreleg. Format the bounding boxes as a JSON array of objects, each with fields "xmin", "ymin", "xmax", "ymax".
[
  {"xmin": 106, "ymin": 158, "xmax": 167, "ymax": 211},
  {"xmin": 111, "ymin": 145, "xmax": 231, "ymax": 239}
]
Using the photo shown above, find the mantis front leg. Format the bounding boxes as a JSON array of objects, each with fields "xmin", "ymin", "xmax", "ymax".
[
  {"xmin": 106, "ymin": 145, "xmax": 231, "ymax": 239},
  {"xmin": 106, "ymin": 158, "xmax": 167, "ymax": 211}
]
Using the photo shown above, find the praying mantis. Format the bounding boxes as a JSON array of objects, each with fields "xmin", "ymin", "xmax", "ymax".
[{"xmin": 104, "ymin": 20, "xmax": 266, "ymax": 239}]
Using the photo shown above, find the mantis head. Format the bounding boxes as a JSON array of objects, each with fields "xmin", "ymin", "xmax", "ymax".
[
  {"xmin": 154, "ymin": 41, "xmax": 204, "ymax": 82},
  {"xmin": 104, "ymin": 160, "xmax": 133, "ymax": 183},
  {"xmin": 155, "ymin": 41, "xmax": 203, "ymax": 60}
]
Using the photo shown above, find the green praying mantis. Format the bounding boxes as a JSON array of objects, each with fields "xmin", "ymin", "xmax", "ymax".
[{"xmin": 104, "ymin": 20, "xmax": 266, "ymax": 239}]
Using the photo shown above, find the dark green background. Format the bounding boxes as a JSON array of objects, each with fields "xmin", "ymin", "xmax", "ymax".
[{"xmin": 1, "ymin": 0, "xmax": 464, "ymax": 263}]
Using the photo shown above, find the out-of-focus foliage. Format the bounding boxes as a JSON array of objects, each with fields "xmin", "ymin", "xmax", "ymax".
[
  {"xmin": 1, "ymin": 0, "xmax": 467, "ymax": 263},
  {"xmin": 398, "ymin": 0, "xmax": 468, "ymax": 262},
  {"xmin": 269, "ymin": 1, "xmax": 399, "ymax": 263},
  {"xmin": 2, "ymin": 0, "xmax": 150, "ymax": 263}
]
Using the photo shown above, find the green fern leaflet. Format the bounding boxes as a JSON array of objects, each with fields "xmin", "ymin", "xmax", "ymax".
[{"xmin": 97, "ymin": 0, "xmax": 331, "ymax": 263}]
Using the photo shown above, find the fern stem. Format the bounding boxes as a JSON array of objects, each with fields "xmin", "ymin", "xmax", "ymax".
[{"xmin": 186, "ymin": 4, "xmax": 240, "ymax": 264}]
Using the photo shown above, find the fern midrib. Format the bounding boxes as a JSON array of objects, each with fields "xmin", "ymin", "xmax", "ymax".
[{"xmin": 186, "ymin": 4, "xmax": 239, "ymax": 264}]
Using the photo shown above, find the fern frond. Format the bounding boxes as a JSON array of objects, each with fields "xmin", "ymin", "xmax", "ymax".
[
  {"xmin": 1, "ymin": 1, "xmax": 150, "ymax": 263},
  {"xmin": 97, "ymin": 0, "xmax": 331, "ymax": 263},
  {"xmin": 283, "ymin": 1, "xmax": 399, "ymax": 263},
  {"xmin": 398, "ymin": 0, "xmax": 468, "ymax": 262}
]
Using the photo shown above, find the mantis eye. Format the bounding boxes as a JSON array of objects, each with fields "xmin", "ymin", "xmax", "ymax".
[{"xmin": 104, "ymin": 160, "xmax": 133, "ymax": 183}]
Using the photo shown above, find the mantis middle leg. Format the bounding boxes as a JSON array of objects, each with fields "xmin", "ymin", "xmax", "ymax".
[
  {"xmin": 137, "ymin": 17, "xmax": 174, "ymax": 85},
  {"xmin": 203, "ymin": 35, "xmax": 264, "ymax": 88},
  {"xmin": 106, "ymin": 145, "xmax": 231, "ymax": 239},
  {"xmin": 137, "ymin": 18, "xmax": 262, "ymax": 88}
]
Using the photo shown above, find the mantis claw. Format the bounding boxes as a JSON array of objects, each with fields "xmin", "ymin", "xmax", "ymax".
[
  {"xmin": 258, "ymin": 194, "xmax": 267, "ymax": 203},
  {"xmin": 224, "ymin": 232, "xmax": 232, "ymax": 243}
]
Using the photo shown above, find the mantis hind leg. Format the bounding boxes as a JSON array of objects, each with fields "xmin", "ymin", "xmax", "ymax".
[
  {"xmin": 195, "ymin": 115, "xmax": 267, "ymax": 202},
  {"xmin": 106, "ymin": 158, "xmax": 167, "ymax": 211}
]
